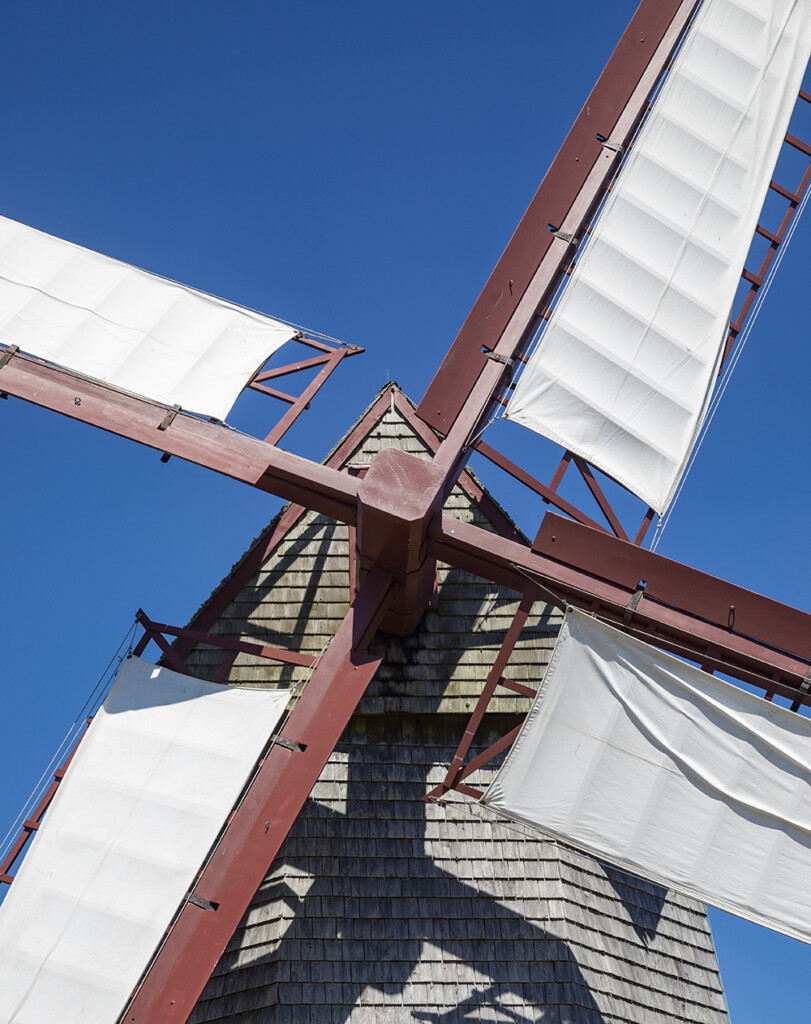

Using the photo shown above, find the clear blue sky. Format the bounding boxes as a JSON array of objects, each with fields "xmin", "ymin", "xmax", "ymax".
[{"xmin": 1, "ymin": 2, "xmax": 810, "ymax": 1019}]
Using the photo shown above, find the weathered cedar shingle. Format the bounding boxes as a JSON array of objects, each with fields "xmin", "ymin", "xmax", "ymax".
[{"xmin": 185, "ymin": 389, "xmax": 730, "ymax": 1024}]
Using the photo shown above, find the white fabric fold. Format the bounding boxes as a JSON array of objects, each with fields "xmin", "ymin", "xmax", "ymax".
[
  {"xmin": 483, "ymin": 609, "xmax": 811, "ymax": 944},
  {"xmin": 0, "ymin": 658, "xmax": 291, "ymax": 1024},
  {"xmin": 0, "ymin": 216, "xmax": 297, "ymax": 420},
  {"xmin": 506, "ymin": 0, "xmax": 811, "ymax": 513}
]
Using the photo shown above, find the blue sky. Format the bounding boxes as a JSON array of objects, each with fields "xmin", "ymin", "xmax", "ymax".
[{"xmin": 1, "ymin": 2, "xmax": 810, "ymax": 1019}]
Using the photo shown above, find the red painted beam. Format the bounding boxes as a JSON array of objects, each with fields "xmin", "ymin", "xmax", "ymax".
[
  {"xmin": 533, "ymin": 514, "xmax": 811, "ymax": 667},
  {"xmin": 123, "ymin": 567, "xmax": 393, "ymax": 1024},
  {"xmin": 251, "ymin": 353, "xmax": 333, "ymax": 382},
  {"xmin": 135, "ymin": 611, "xmax": 317, "ymax": 669},
  {"xmin": 433, "ymin": 586, "xmax": 539, "ymax": 798},
  {"xmin": 264, "ymin": 346, "xmax": 349, "ymax": 446},
  {"xmin": 473, "ymin": 439, "xmax": 607, "ymax": 533},
  {"xmin": 0, "ymin": 350, "xmax": 360, "ymax": 525},
  {"xmin": 418, "ymin": 0, "xmax": 699, "ymax": 436},
  {"xmin": 428, "ymin": 512, "xmax": 811, "ymax": 702},
  {"xmin": 571, "ymin": 455, "xmax": 629, "ymax": 541},
  {"xmin": 428, "ymin": 0, "xmax": 700, "ymax": 502}
]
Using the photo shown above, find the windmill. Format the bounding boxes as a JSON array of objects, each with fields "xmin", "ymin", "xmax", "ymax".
[{"xmin": 1, "ymin": 0, "xmax": 811, "ymax": 1019}]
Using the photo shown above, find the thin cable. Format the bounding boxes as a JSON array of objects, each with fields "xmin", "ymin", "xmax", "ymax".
[
  {"xmin": 651, "ymin": 176, "xmax": 811, "ymax": 551},
  {"xmin": 464, "ymin": 413, "xmax": 499, "ymax": 453},
  {"xmin": 0, "ymin": 724, "xmax": 83, "ymax": 865},
  {"xmin": 76, "ymin": 619, "xmax": 139, "ymax": 722},
  {"xmin": 509, "ymin": 563, "xmax": 568, "ymax": 614},
  {"xmin": 0, "ymin": 619, "xmax": 138, "ymax": 865}
]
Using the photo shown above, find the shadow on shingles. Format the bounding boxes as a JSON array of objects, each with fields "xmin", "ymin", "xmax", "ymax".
[
  {"xmin": 201, "ymin": 738, "xmax": 609, "ymax": 1024},
  {"xmin": 411, "ymin": 984, "xmax": 536, "ymax": 1021},
  {"xmin": 192, "ymin": 517, "xmax": 607, "ymax": 1021},
  {"xmin": 600, "ymin": 860, "xmax": 667, "ymax": 946}
]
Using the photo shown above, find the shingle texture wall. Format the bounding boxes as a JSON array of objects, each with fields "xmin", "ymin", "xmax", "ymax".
[{"xmin": 186, "ymin": 388, "xmax": 730, "ymax": 1024}]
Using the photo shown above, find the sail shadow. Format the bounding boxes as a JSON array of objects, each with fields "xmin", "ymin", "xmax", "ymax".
[
  {"xmin": 599, "ymin": 860, "xmax": 667, "ymax": 947},
  {"xmin": 194, "ymin": 728, "xmax": 610, "ymax": 1024},
  {"xmin": 411, "ymin": 984, "xmax": 536, "ymax": 1021}
]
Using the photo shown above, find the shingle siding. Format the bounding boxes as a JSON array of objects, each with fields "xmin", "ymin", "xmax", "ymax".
[{"xmin": 185, "ymin": 390, "xmax": 730, "ymax": 1023}]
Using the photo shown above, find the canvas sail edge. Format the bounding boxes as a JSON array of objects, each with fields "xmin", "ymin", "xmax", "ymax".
[
  {"xmin": 0, "ymin": 214, "xmax": 298, "ymax": 422},
  {"xmin": 483, "ymin": 607, "xmax": 811, "ymax": 946},
  {"xmin": 505, "ymin": 0, "xmax": 811, "ymax": 515},
  {"xmin": 0, "ymin": 657, "xmax": 291, "ymax": 1024}
]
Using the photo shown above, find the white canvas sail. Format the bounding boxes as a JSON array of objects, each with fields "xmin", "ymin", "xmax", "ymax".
[
  {"xmin": 506, "ymin": 0, "xmax": 811, "ymax": 514},
  {"xmin": 484, "ymin": 609, "xmax": 811, "ymax": 945},
  {"xmin": 0, "ymin": 216, "xmax": 297, "ymax": 420},
  {"xmin": 0, "ymin": 658, "xmax": 291, "ymax": 1024}
]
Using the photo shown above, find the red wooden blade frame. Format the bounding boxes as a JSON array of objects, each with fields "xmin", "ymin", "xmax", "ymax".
[
  {"xmin": 1, "ymin": 3, "xmax": 809, "ymax": 1021},
  {"xmin": 418, "ymin": 0, "xmax": 701, "ymax": 438},
  {"xmin": 246, "ymin": 335, "xmax": 363, "ymax": 447}
]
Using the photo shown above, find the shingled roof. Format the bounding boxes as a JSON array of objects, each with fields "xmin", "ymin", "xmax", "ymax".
[{"xmin": 181, "ymin": 384, "xmax": 730, "ymax": 1024}]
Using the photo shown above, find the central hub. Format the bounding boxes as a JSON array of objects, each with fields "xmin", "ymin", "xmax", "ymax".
[{"xmin": 356, "ymin": 447, "xmax": 445, "ymax": 634}]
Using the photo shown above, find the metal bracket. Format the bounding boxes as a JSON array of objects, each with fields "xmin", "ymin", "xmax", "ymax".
[
  {"xmin": 485, "ymin": 352, "xmax": 513, "ymax": 367},
  {"xmin": 601, "ymin": 139, "xmax": 624, "ymax": 153},
  {"xmin": 623, "ymin": 580, "xmax": 647, "ymax": 624},
  {"xmin": 790, "ymin": 666, "xmax": 811, "ymax": 712},
  {"xmin": 188, "ymin": 894, "xmax": 219, "ymax": 912},
  {"xmin": 0, "ymin": 344, "xmax": 19, "ymax": 369},
  {"xmin": 274, "ymin": 735, "xmax": 307, "ymax": 753},
  {"xmin": 552, "ymin": 229, "xmax": 578, "ymax": 245},
  {"xmin": 157, "ymin": 403, "xmax": 181, "ymax": 431}
]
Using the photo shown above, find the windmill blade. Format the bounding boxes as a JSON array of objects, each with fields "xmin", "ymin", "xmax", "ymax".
[
  {"xmin": 482, "ymin": 608, "xmax": 811, "ymax": 945},
  {"xmin": 0, "ymin": 217, "xmax": 365, "ymax": 523},
  {"xmin": 0, "ymin": 346, "xmax": 362, "ymax": 523},
  {"xmin": 0, "ymin": 567, "xmax": 391, "ymax": 1024},
  {"xmin": 505, "ymin": 0, "xmax": 811, "ymax": 514},
  {"xmin": 0, "ymin": 215, "xmax": 298, "ymax": 422},
  {"xmin": 417, "ymin": 0, "xmax": 700, "ymax": 440},
  {"xmin": 0, "ymin": 659, "xmax": 291, "ymax": 1024}
]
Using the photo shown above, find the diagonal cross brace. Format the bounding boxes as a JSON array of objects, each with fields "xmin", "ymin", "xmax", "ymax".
[{"xmin": 426, "ymin": 586, "xmax": 539, "ymax": 800}]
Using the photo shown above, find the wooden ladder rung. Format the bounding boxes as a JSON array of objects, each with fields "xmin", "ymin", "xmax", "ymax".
[
  {"xmin": 769, "ymin": 179, "xmax": 802, "ymax": 203},
  {"xmin": 785, "ymin": 133, "xmax": 811, "ymax": 158}
]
